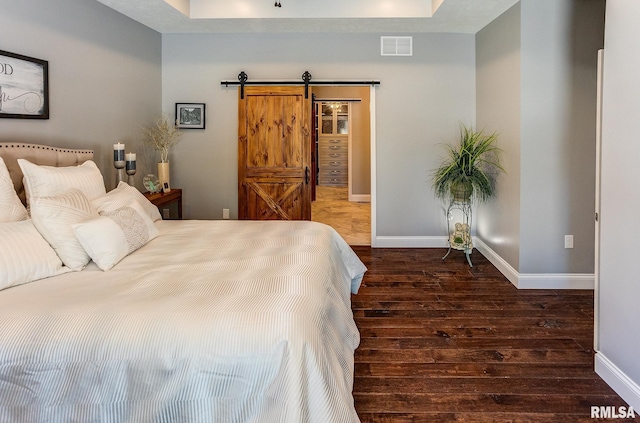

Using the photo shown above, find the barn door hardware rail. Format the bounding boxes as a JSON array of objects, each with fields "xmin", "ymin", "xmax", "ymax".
[{"xmin": 222, "ymin": 71, "xmax": 381, "ymax": 99}]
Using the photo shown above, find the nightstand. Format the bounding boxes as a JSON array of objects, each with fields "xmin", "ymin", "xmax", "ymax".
[{"xmin": 144, "ymin": 189, "xmax": 182, "ymax": 220}]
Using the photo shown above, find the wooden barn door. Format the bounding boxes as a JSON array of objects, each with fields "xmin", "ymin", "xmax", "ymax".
[{"xmin": 238, "ymin": 86, "xmax": 312, "ymax": 220}]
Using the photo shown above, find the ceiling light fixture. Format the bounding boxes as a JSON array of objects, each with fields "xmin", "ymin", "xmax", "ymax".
[{"xmin": 274, "ymin": 1, "xmax": 281, "ymax": 7}]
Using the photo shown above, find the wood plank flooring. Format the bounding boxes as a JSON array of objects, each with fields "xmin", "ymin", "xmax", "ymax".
[{"xmin": 350, "ymin": 247, "xmax": 638, "ymax": 422}]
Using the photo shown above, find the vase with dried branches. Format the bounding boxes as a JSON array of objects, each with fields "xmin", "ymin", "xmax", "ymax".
[{"xmin": 142, "ymin": 114, "xmax": 182, "ymax": 188}]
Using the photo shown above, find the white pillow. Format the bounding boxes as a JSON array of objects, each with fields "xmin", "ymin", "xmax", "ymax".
[
  {"xmin": 0, "ymin": 220, "xmax": 69, "ymax": 291},
  {"xmin": 92, "ymin": 181, "xmax": 162, "ymax": 222},
  {"xmin": 18, "ymin": 159, "xmax": 106, "ymax": 204},
  {"xmin": 73, "ymin": 201, "xmax": 159, "ymax": 271},
  {"xmin": 29, "ymin": 189, "xmax": 98, "ymax": 271},
  {"xmin": 0, "ymin": 157, "xmax": 28, "ymax": 222}
]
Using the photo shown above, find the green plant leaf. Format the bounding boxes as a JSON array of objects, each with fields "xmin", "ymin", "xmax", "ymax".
[{"xmin": 431, "ymin": 123, "xmax": 505, "ymax": 203}]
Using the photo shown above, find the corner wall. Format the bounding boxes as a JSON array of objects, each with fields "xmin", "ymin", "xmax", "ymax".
[
  {"xmin": 476, "ymin": 0, "xmax": 604, "ymax": 282},
  {"xmin": 0, "ymin": 0, "xmax": 162, "ymax": 190},
  {"xmin": 476, "ymin": 2, "xmax": 522, "ymax": 272},
  {"xmin": 519, "ymin": 0, "xmax": 604, "ymax": 275}
]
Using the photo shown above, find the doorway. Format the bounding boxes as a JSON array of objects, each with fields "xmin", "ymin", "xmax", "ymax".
[{"xmin": 311, "ymin": 86, "xmax": 371, "ymax": 245}]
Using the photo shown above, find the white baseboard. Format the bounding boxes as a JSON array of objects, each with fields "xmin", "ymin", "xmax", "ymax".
[
  {"xmin": 349, "ymin": 194, "xmax": 371, "ymax": 203},
  {"xmin": 595, "ymin": 352, "xmax": 640, "ymax": 412},
  {"xmin": 472, "ymin": 238, "xmax": 519, "ymax": 286},
  {"xmin": 372, "ymin": 235, "xmax": 594, "ymax": 290},
  {"xmin": 516, "ymin": 273, "xmax": 594, "ymax": 290},
  {"xmin": 474, "ymin": 239, "xmax": 594, "ymax": 290}
]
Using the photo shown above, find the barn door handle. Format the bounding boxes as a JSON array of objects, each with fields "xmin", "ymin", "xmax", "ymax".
[{"xmin": 305, "ymin": 166, "xmax": 310, "ymax": 185}]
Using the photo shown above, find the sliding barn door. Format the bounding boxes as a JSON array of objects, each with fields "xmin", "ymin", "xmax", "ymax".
[{"xmin": 238, "ymin": 86, "xmax": 312, "ymax": 220}]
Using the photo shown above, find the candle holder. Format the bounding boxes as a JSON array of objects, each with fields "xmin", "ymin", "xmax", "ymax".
[
  {"xmin": 126, "ymin": 153, "xmax": 136, "ymax": 186},
  {"xmin": 113, "ymin": 143, "xmax": 125, "ymax": 186}
]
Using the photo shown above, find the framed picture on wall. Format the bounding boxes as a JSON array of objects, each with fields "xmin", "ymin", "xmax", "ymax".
[
  {"xmin": 175, "ymin": 103, "xmax": 205, "ymax": 129},
  {"xmin": 0, "ymin": 49, "xmax": 49, "ymax": 119}
]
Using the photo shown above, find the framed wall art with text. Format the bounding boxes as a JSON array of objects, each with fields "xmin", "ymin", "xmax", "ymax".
[{"xmin": 0, "ymin": 50, "xmax": 49, "ymax": 119}]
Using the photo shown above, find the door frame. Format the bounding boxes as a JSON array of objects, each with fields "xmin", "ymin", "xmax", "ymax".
[
  {"xmin": 234, "ymin": 82, "xmax": 378, "ymax": 240},
  {"xmin": 594, "ymin": 49, "xmax": 604, "ymax": 351},
  {"xmin": 312, "ymin": 87, "xmax": 377, "ymax": 245},
  {"xmin": 369, "ymin": 85, "xmax": 378, "ymax": 247}
]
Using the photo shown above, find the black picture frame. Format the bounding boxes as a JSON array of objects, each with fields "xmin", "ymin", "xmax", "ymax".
[
  {"xmin": 0, "ymin": 50, "xmax": 49, "ymax": 119},
  {"xmin": 175, "ymin": 103, "xmax": 205, "ymax": 129}
]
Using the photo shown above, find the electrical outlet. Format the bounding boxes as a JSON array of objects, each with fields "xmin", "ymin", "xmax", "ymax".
[
  {"xmin": 162, "ymin": 208, "xmax": 170, "ymax": 219},
  {"xmin": 564, "ymin": 235, "xmax": 574, "ymax": 249},
  {"xmin": 222, "ymin": 208, "xmax": 230, "ymax": 220}
]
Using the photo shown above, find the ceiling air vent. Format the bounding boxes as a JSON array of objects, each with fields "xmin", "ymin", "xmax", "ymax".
[{"xmin": 381, "ymin": 36, "xmax": 413, "ymax": 56}]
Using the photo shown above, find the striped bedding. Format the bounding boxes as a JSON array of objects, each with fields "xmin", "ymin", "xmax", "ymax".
[{"xmin": 0, "ymin": 220, "xmax": 367, "ymax": 422}]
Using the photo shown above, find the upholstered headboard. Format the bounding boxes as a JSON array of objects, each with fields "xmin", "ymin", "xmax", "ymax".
[{"xmin": 0, "ymin": 143, "xmax": 94, "ymax": 205}]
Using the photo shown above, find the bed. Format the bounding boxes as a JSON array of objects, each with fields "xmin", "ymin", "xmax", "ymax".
[{"xmin": 0, "ymin": 143, "xmax": 367, "ymax": 423}]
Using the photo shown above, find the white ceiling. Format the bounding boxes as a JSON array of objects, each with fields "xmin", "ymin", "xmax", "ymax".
[
  {"xmin": 188, "ymin": 0, "xmax": 445, "ymax": 19},
  {"xmin": 95, "ymin": 0, "xmax": 519, "ymax": 34}
]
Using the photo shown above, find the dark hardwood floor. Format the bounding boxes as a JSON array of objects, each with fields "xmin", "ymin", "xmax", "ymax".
[{"xmin": 350, "ymin": 247, "xmax": 638, "ymax": 422}]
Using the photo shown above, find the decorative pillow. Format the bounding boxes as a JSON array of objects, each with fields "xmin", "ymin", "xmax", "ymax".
[
  {"xmin": 0, "ymin": 157, "xmax": 28, "ymax": 222},
  {"xmin": 29, "ymin": 189, "xmax": 98, "ymax": 271},
  {"xmin": 0, "ymin": 220, "xmax": 69, "ymax": 291},
  {"xmin": 18, "ymin": 159, "xmax": 106, "ymax": 205},
  {"xmin": 73, "ymin": 201, "xmax": 159, "ymax": 271},
  {"xmin": 92, "ymin": 181, "xmax": 162, "ymax": 222}
]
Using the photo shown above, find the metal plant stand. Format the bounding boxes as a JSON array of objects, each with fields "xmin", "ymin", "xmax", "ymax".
[{"xmin": 442, "ymin": 200, "xmax": 473, "ymax": 267}]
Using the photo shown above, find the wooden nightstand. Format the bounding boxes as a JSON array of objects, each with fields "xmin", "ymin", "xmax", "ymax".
[{"xmin": 144, "ymin": 189, "xmax": 182, "ymax": 220}]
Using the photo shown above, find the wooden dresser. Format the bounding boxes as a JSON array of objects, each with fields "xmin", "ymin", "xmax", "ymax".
[{"xmin": 318, "ymin": 138, "xmax": 348, "ymax": 186}]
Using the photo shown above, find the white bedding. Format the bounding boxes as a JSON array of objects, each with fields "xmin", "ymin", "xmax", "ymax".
[{"xmin": 0, "ymin": 220, "xmax": 367, "ymax": 423}]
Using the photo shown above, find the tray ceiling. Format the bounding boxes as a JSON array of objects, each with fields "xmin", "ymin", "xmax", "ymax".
[{"xmin": 95, "ymin": 0, "xmax": 519, "ymax": 34}]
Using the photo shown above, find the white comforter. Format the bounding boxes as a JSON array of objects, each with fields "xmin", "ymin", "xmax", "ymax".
[{"xmin": 0, "ymin": 220, "xmax": 367, "ymax": 423}]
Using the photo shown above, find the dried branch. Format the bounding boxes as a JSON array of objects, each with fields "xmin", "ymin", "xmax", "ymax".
[{"xmin": 142, "ymin": 115, "xmax": 182, "ymax": 163}]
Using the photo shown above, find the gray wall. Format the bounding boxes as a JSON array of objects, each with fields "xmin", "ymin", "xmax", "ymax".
[
  {"xmin": 476, "ymin": 3, "xmax": 522, "ymax": 271},
  {"xmin": 519, "ymin": 0, "xmax": 604, "ymax": 274},
  {"xmin": 0, "ymin": 0, "xmax": 162, "ymax": 191},
  {"xmin": 161, "ymin": 33, "xmax": 476, "ymax": 224},
  {"xmin": 476, "ymin": 0, "xmax": 604, "ymax": 274},
  {"xmin": 599, "ymin": 0, "xmax": 640, "ymax": 404}
]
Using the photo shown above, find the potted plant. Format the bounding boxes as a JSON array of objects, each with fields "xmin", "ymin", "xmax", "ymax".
[
  {"xmin": 432, "ymin": 124, "xmax": 504, "ymax": 203},
  {"xmin": 142, "ymin": 114, "xmax": 182, "ymax": 187}
]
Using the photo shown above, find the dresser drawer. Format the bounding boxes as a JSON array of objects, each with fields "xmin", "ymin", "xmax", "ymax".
[
  {"xmin": 319, "ymin": 159, "xmax": 347, "ymax": 169},
  {"xmin": 317, "ymin": 137, "xmax": 348, "ymax": 186},
  {"xmin": 318, "ymin": 166, "xmax": 347, "ymax": 186},
  {"xmin": 319, "ymin": 145, "xmax": 347, "ymax": 156},
  {"xmin": 319, "ymin": 167, "xmax": 347, "ymax": 177},
  {"xmin": 320, "ymin": 138, "xmax": 345, "ymax": 147},
  {"xmin": 318, "ymin": 175, "xmax": 347, "ymax": 186},
  {"xmin": 320, "ymin": 151, "xmax": 345, "ymax": 161},
  {"xmin": 319, "ymin": 138, "xmax": 347, "ymax": 153}
]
